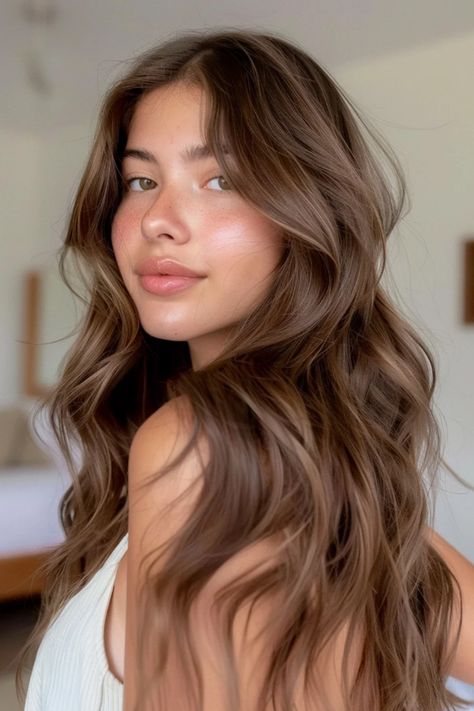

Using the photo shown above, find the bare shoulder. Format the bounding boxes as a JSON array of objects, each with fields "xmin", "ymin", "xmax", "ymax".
[
  {"xmin": 127, "ymin": 393, "xmax": 282, "ymax": 584},
  {"xmin": 124, "ymin": 396, "xmax": 359, "ymax": 710},
  {"xmin": 129, "ymin": 394, "xmax": 207, "ymax": 475},
  {"xmin": 124, "ymin": 395, "xmax": 209, "ymax": 709},
  {"xmin": 128, "ymin": 395, "xmax": 209, "ymax": 509}
]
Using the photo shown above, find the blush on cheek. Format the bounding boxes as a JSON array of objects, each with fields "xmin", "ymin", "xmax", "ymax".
[
  {"xmin": 111, "ymin": 218, "xmax": 131, "ymax": 251},
  {"xmin": 111, "ymin": 202, "xmax": 142, "ymax": 244}
]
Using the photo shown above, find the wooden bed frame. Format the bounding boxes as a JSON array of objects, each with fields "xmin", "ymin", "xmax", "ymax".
[
  {"xmin": 0, "ymin": 552, "xmax": 48, "ymax": 602},
  {"xmin": 23, "ymin": 271, "xmax": 50, "ymax": 399}
]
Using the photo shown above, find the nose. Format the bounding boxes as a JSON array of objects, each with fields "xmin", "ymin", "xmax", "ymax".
[{"xmin": 140, "ymin": 185, "xmax": 190, "ymax": 244}]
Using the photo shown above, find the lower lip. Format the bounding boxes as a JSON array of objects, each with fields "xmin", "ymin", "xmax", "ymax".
[{"xmin": 138, "ymin": 274, "xmax": 203, "ymax": 295}]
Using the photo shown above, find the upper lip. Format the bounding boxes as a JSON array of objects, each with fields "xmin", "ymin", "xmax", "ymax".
[{"xmin": 136, "ymin": 257, "xmax": 204, "ymax": 278}]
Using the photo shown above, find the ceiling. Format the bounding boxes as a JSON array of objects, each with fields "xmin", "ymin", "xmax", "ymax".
[{"xmin": 2, "ymin": 0, "xmax": 474, "ymax": 135}]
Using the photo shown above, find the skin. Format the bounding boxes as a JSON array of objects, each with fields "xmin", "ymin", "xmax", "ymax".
[{"xmin": 111, "ymin": 82, "xmax": 284, "ymax": 370}]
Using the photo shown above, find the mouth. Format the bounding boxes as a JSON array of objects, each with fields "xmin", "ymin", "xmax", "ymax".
[
  {"xmin": 138, "ymin": 273, "xmax": 204, "ymax": 296},
  {"xmin": 135, "ymin": 257, "xmax": 205, "ymax": 279}
]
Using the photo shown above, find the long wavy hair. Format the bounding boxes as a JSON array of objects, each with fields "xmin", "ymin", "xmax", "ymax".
[{"xmin": 16, "ymin": 27, "xmax": 473, "ymax": 710}]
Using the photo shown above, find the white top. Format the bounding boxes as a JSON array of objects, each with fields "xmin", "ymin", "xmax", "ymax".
[{"xmin": 25, "ymin": 533, "xmax": 128, "ymax": 711}]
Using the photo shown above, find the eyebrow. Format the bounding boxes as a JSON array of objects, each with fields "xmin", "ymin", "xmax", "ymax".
[{"xmin": 122, "ymin": 143, "xmax": 229, "ymax": 165}]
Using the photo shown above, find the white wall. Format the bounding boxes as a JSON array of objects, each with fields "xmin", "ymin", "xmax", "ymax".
[
  {"xmin": 1, "ymin": 31, "xmax": 472, "ymax": 558},
  {"xmin": 337, "ymin": 31, "xmax": 474, "ymax": 558}
]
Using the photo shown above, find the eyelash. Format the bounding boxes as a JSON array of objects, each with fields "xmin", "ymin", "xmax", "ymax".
[{"xmin": 124, "ymin": 175, "xmax": 231, "ymax": 193}]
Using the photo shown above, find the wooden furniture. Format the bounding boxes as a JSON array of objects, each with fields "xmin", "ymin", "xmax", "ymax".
[
  {"xmin": 0, "ymin": 552, "xmax": 48, "ymax": 602},
  {"xmin": 464, "ymin": 239, "xmax": 474, "ymax": 324},
  {"xmin": 23, "ymin": 271, "xmax": 49, "ymax": 399}
]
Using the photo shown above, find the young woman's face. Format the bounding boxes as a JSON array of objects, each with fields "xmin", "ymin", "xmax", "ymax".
[{"xmin": 111, "ymin": 83, "xmax": 284, "ymax": 370}]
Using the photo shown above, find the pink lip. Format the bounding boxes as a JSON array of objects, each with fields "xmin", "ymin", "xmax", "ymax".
[
  {"xmin": 138, "ymin": 274, "xmax": 203, "ymax": 295},
  {"xmin": 136, "ymin": 257, "xmax": 204, "ymax": 278}
]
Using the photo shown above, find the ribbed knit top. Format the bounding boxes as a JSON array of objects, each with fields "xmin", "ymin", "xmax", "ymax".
[{"xmin": 24, "ymin": 533, "xmax": 128, "ymax": 711}]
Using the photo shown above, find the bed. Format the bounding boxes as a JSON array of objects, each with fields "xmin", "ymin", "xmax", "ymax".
[
  {"xmin": 0, "ymin": 399, "xmax": 71, "ymax": 603},
  {"xmin": 0, "ymin": 465, "xmax": 68, "ymax": 602}
]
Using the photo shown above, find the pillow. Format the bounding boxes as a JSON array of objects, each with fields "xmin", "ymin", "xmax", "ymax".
[
  {"xmin": 0, "ymin": 405, "xmax": 51, "ymax": 467},
  {"xmin": 0, "ymin": 407, "xmax": 25, "ymax": 467}
]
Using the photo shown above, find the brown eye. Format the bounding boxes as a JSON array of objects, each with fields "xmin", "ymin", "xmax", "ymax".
[
  {"xmin": 207, "ymin": 175, "xmax": 232, "ymax": 191},
  {"xmin": 126, "ymin": 177, "xmax": 157, "ymax": 192}
]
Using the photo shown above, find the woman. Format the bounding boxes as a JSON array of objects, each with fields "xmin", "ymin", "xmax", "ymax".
[{"xmin": 18, "ymin": 28, "xmax": 474, "ymax": 710}]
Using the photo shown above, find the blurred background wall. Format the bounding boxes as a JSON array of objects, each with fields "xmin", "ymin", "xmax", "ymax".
[
  {"xmin": 338, "ymin": 31, "xmax": 474, "ymax": 558},
  {"xmin": 0, "ymin": 1, "xmax": 473, "ymax": 560}
]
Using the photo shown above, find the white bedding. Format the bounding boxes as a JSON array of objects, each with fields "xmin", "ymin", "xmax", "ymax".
[{"xmin": 0, "ymin": 466, "xmax": 68, "ymax": 557}]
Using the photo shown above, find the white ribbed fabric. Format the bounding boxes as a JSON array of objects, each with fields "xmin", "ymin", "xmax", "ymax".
[{"xmin": 25, "ymin": 533, "xmax": 128, "ymax": 711}]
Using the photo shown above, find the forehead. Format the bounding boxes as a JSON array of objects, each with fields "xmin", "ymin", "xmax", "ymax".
[{"xmin": 127, "ymin": 83, "xmax": 206, "ymax": 139}]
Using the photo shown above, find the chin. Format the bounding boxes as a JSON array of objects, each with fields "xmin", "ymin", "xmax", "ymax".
[
  {"xmin": 143, "ymin": 329, "xmax": 188, "ymax": 342},
  {"xmin": 138, "ymin": 319, "xmax": 193, "ymax": 342}
]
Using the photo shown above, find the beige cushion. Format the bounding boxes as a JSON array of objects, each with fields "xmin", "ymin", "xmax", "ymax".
[
  {"xmin": 0, "ymin": 407, "xmax": 24, "ymax": 466},
  {"xmin": 0, "ymin": 406, "xmax": 51, "ymax": 467}
]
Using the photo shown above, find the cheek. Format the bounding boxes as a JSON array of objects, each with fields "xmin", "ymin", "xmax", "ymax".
[
  {"xmin": 111, "ymin": 199, "xmax": 144, "ymax": 240},
  {"xmin": 232, "ymin": 216, "xmax": 283, "ymax": 272},
  {"xmin": 110, "ymin": 215, "xmax": 134, "ymax": 279},
  {"xmin": 210, "ymin": 209, "xmax": 281, "ymax": 257},
  {"xmin": 111, "ymin": 207, "xmax": 135, "ymax": 256}
]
